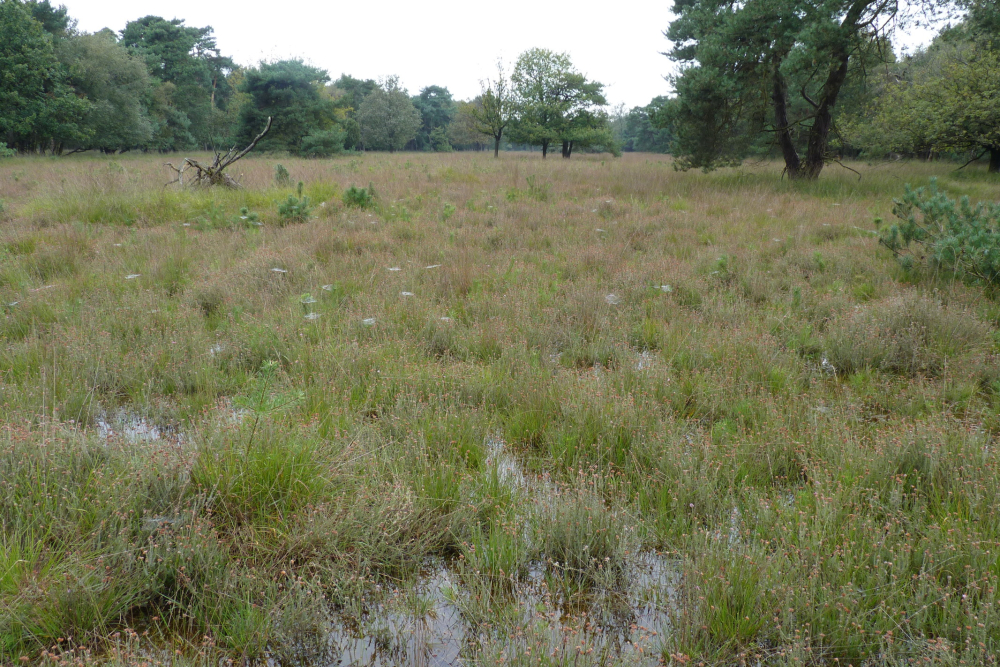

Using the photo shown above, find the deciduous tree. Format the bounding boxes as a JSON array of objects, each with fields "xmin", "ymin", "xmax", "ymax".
[
  {"xmin": 450, "ymin": 98, "xmax": 490, "ymax": 151},
  {"xmin": 847, "ymin": 36, "xmax": 1000, "ymax": 171},
  {"xmin": 0, "ymin": 0, "xmax": 88, "ymax": 153},
  {"xmin": 58, "ymin": 30, "xmax": 152, "ymax": 152},
  {"xmin": 357, "ymin": 76, "xmax": 422, "ymax": 152},
  {"xmin": 469, "ymin": 60, "xmax": 515, "ymax": 158},
  {"xmin": 509, "ymin": 48, "xmax": 611, "ymax": 158},
  {"xmin": 619, "ymin": 97, "xmax": 674, "ymax": 153}
]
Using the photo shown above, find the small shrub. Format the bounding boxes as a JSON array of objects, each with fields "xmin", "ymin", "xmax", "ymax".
[
  {"xmin": 299, "ymin": 128, "xmax": 346, "ymax": 158},
  {"xmin": 526, "ymin": 175, "xmax": 550, "ymax": 202},
  {"xmin": 877, "ymin": 179, "xmax": 1000, "ymax": 285},
  {"xmin": 274, "ymin": 164, "xmax": 290, "ymax": 186},
  {"xmin": 277, "ymin": 182, "xmax": 312, "ymax": 223},
  {"xmin": 441, "ymin": 202, "xmax": 456, "ymax": 222},
  {"xmin": 238, "ymin": 207, "xmax": 260, "ymax": 227},
  {"xmin": 342, "ymin": 183, "xmax": 376, "ymax": 209},
  {"xmin": 0, "ymin": 142, "xmax": 14, "ymax": 158},
  {"xmin": 823, "ymin": 292, "xmax": 991, "ymax": 376}
]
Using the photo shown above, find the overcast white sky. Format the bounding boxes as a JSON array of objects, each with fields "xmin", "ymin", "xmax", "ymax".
[{"xmin": 61, "ymin": 0, "xmax": 945, "ymax": 110}]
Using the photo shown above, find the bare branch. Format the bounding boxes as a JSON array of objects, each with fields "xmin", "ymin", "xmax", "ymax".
[{"xmin": 164, "ymin": 117, "xmax": 271, "ymax": 188}]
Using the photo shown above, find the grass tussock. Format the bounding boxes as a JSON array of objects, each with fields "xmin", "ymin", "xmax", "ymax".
[
  {"xmin": 824, "ymin": 291, "xmax": 992, "ymax": 376},
  {"xmin": 1, "ymin": 152, "xmax": 1000, "ymax": 665}
]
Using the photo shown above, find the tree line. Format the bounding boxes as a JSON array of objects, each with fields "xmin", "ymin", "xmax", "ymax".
[
  {"xmin": 0, "ymin": 0, "xmax": 661, "ymax": 158},
  {"xmin": 5, "ymin": 0, "xmax": 993, "ymax": 173}
]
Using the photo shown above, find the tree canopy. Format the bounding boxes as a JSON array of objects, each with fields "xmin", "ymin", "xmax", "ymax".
[
  {"xmin": 0, "ymin": 0, "xmax": 88, "ymax": 152},
  {"xmin": 235, "ymin": 60, "xmax": 343, "ymax": 155},
  {"xmin": 663, "ymin": 0, "xmax": 939, "ymax": 179},
  {"xmin": 357, "ymin": 76, "xmax": 422, "ymax": 152},
  {"xmin": 468, "ymin": 61, "xmax": 515, "ymax": 157},
  {"xmin": 617, "ymin": 97, "xmax": 674, "ymax": 153},
  {"xmin": 509, "ymin": 48, "xmax": 613, "ymax": 158},
  {"xmin": 120, "ymin": 16, "xmax": 234, "ymax": 149},
  {"xmin": 411, "ymin": 85, "xmax": 456, "ymax": 151},
  {"xmin": 58, "ymin": 30, "xmax": 153, "ymax": 152},
  {"xmin": 845, "ymin": 31, "xmax": 1000, "ymax": 171}
]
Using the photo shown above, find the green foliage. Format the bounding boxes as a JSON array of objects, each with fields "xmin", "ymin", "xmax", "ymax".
[
  {"xmin": 25, "ymin": 0, "xmax": 70, "ymax": 38},
  {"xmin": 525, "ymin": 175, "xmax": 549, "ymax": 201},
  {"xmin": 236, "ymin": 60, "xmax": 343, "ymax": 154},
  {"xmin": 300, "ymin": 127, "xmax": 347, "ymax": 157},
  {"xmin": 274, "ymin": 163, "xmax": 290, "ymax": 185},
  {"xmin": 618, "ymin": 97, "xmax": 674, "ymax": 153},
  {"xmin": 429, "ymin": 125, "xmax": 452, "ymax": 152},
  {"xmin": 411, "ymin": 85, "xmax": 456, "ymax": 150},
  {"xmin": 342, "ymin": 183, "xmax": 376, "ymax": 209},
  {"xmin": 277, "ymin": 182, "xmax": 312, "ymax": 222},
  {"xmin": 878, "ymin": 179, "xmax": 1000, "ymax": 285},
  {"xmin": 441, "ymin": 202, "xmax": 456, "ymax": 221},
  {"xmin": 357, "ymin": 76, "xmax": 422, "ymax": 152},
  {"xmin": 119, "ymin": 16, "xmax": 235, "ymax": 150},
  {"xmin": 57, "ymin": 30, "xmax": 153, "ymax": 152},
  {"xmin": 238, "ymin": 206, "xmax": 260, "ymax": 227},
  {"xmin": 510, "ymin": 48, "xmax": 611, "ymax": 158},
  {"xmin": 846, "ymin": 40, "xmax": 1000, "ymax": 171},
  {"xmin": 664, "ymin": 0, "xmax": 896, "ymax": 178},
  {"xmin": 468, "ymin": 61, "xmax": 515, "ymax": 157},
  {"xmin": 0, "ymin": 0, "xmax": 90, "ymax": 153},
  {"xmin": 327, "ymin": 74, "xmax": 376, "ymax": 150},
  {"xmin": 0, "ymin": 142, "xmax": 14, "ymax": 158},
  {"xmin": 449, "ymin": 99, "xmax": 490, "ymax": 151}
]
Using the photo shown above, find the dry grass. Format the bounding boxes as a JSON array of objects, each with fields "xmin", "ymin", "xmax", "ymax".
[{"xmin": 1, "ymin": 151, "xmax": 1000, "ymax": 665}]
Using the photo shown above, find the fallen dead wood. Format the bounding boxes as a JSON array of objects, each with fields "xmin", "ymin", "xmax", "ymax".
[{"xmin": 166, "ymin": 117, "xmax": 272, "ymax": 188}]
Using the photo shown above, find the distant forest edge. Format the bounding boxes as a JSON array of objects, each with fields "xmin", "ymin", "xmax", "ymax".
[{"xmin": 0, "ymin": 0, "xmax": 997, "ymax": 172}]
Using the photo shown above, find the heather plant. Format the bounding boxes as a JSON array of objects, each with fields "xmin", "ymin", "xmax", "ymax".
[{"xmin": 823, "ymin": 292, "xmax": 991, "ymax": 376}]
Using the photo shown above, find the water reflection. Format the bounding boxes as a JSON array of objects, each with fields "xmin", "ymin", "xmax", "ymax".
[{"xmin": 324, "ymin": 552, "xmax": 675, "ymax": 667}]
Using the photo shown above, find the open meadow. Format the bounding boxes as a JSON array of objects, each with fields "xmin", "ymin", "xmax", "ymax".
[{"xmin": 2, "ymin": 151, "xmax": 1000, "ymax": 666}]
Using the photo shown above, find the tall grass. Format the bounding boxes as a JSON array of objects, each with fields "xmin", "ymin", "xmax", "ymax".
[{"xmin": 1, "ymin": 151, "xmax": 999, "ymax": 664}]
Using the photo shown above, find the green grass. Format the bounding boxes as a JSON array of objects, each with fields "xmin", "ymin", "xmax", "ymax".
[{"xmin": 1, "ymin": 151, "xmax": 999, "ymax": 665}]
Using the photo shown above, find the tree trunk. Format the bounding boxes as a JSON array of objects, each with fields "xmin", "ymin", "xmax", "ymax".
[
  {"xmin": 542, "ymin": 140, "xmax": 549, "ymax": 158},
  {"xmin": 494, "ymin": 136, "xmax": 500, "ymax": 158},
  {"xmin": 990, "ymin": 147, "xmax": 1000, "ymax": 173},
  {"xmin": 562, "ymin": 141, "xmax": 569, "ymax": 158},
  {"xmin": 798, "ymin": 0, "xmax": 868, "ymax": 180},
  {"xmin": 771, "ymin": 61, "xmax": 802, "ymax": 179},
  {"xmin": 801, "ymin": 53, "xmax": 851, "ymax": 180}
]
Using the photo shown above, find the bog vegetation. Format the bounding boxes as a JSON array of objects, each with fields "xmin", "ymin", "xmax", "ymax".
[
  {"xmin": 2, "ymin": 151, "xmax": 1000, "ymax": 666},
  {"xmin": 3, "ymin": 0, "xmax": 1000, "ymax": 665}
]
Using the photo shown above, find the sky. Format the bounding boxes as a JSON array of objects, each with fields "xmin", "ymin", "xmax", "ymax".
[{"xmin": 61, "ymin": 0, "xmax": 945, "ymax": 110}]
